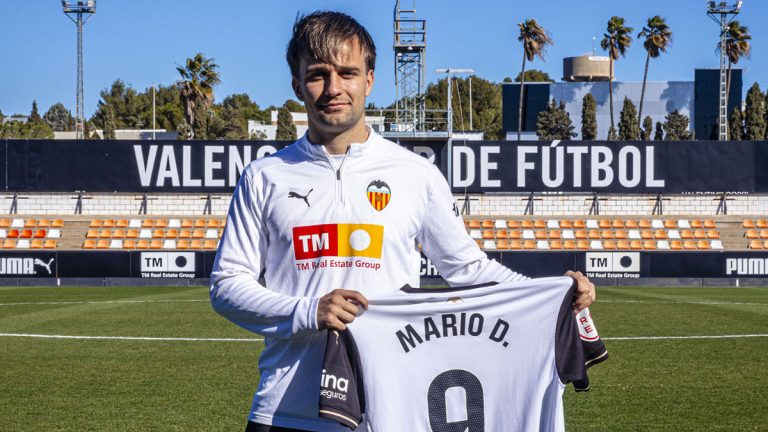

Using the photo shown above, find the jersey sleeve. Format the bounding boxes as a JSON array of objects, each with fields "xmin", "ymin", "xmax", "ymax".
[
  {"xmin": 319, "ymin": 330, "xmax": 366, "ymax": 430},
  {"xmin": 417, "ymin": 164, "xmax": 527, "ymax": 286},
  {"xmin": 209, "ymin": 167, "xmax": 319, "ymax": 339},
  {"xmin": 555, "ymin": 282, "xmax": 609, "ymax": 391}
]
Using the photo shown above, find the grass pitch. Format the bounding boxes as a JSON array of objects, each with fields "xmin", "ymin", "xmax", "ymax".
[{"xmin": 1, "ymin": 285, "xmax": 766, "ymax": 431}]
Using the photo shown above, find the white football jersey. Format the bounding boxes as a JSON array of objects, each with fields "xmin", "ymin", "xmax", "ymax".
[{"xmin": 319, "ymin": 277, "xmax": 607, "ymax": 432}]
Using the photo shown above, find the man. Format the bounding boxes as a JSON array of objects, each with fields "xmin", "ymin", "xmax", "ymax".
[{"xmin": 210, "ymin": 11, "xmax": 595, "ymax": 432}]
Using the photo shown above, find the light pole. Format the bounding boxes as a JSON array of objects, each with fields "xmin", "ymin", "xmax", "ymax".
[
  {"xmin": 435, "ymin": 68, "xmax": 474, "ymax": 135},
  {"xmin": 61, "ymin": 1, "xmax": 96, "ymax": 140},
  {"xmin": 707, "ymin": 0, "xmax": 743, "ymax": 141}
]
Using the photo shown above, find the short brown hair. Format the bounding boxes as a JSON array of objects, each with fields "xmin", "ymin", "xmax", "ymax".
[{"xmin": 286, "ymin": 11, "xmax": 376, "ymax": 77}]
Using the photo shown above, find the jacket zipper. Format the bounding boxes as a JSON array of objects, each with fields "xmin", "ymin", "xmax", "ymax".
[{"xmin": 325, "ymin": 148, "xmax": 349, "ymax": 205}]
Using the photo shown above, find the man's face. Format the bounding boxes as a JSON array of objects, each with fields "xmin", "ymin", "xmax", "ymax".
[{"xmin": 292, "ymin": 39, "xmax": 374, "ymax": 138}]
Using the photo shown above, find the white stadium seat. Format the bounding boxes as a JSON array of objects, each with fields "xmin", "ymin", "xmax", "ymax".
[
  {"xmin": 11, "ymin": 219, "xmax": 24, "ymax": 228},
  {"xmin": 711, "ymin": 240, "xmax": 724, "ymax": 250},
  {"xmin": 590, "ymin": 240, "xmax": 603, "ymax": 250},
  {"xmin": 628, "ymin": 230, "xmax": 641, "ymax": 239},
  {"xmin": 651, "ymin": 219, "xmax": 664, "ymax": 229},
  {"xmin": 522, "ymin": 230, "xmax": 535, "ymax": 239},
  {"xmin": 163, "ymin": 240, "xmax": 177, "ymax": 249},
  {"xmin": 494, "ymin": 220, "xmax": 506, "ymax": 229},
  {"xmin": 547, "ymin": 220, "xmax": 559, "ymax": 229},
  {"xmin": 0, "ymin": 230, "xmax": 5, "ymax": 239},
  {"xmin": 109, "ymin": 240, "xmax": 123, "ymax": 249},
  {"xmin": 16, "ymin": 239, "xmax": 30, "ymax": 249},
  {"xmin": 678, "ymin": 219, "xmax": 691, "ymax": 229},
  {"xmin": 47, "ymin": 229, "xmax": 61, "ymax": 238},
  {"xmin": 205, "ymin": 229, "xmax": 218, "ymax": 239},
  {"xmin": 139, "ymin": 229, "xmax": 151, "ymax": 239},
  {"xmin": 586, "ymin": 220, "xmax": 599, "ymax": 229},
  {"xmin": 483, "ymin": 240, "xmax": 496, "ymax": 250},
  {"xmin": 469, "ymin": 230, "xmax": 482, "ymax": 239},
  {"xmin": 129, "ymin": 219, "xmax": 142, "ymax": 228},
  {"xmin": 562, "ymin": 230, "xmax": 575, "ymax": 239},
  {"xmin": 536, "ymin": 240, "xmax": 549, "ymax": 250},
  {"xmin": 168, "ymin": 219, "xmax": 181, "ymax": 228},
  {"xmin": 657, "ymin": 240, "xmax": 671, "ymax": 250}
]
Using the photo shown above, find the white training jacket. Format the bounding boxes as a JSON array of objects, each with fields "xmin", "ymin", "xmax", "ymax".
[{"xmin": 210, "ymin": 129, "xmax": 525, "ymax": 431}]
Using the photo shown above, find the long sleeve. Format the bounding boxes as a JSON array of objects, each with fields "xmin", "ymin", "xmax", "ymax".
[
  {"xmin": 417, "ymin": 164, "xmax": 528, "ymax": 286},
  {"xmin": 209, "ymin": 168, "xmax": 319, "ymax": 339}
]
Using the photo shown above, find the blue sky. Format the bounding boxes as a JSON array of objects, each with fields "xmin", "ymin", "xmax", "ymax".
[{"xmin": 1, "ymin": 0, "xmax": 766, "ymax": 117}]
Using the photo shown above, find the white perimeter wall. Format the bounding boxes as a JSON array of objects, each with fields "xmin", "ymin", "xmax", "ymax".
[{"xmin": 2, "ymin": 193, "xmax": 767, "ymax": 216}]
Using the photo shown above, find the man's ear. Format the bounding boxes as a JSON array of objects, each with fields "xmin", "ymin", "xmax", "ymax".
[
  {"xmin": 365, "ymin": 69, "xmax": 374, "ymax": 97},
  {"xmin": 292, "ymin": 76, "xmax": 303, "ymax": 101}
]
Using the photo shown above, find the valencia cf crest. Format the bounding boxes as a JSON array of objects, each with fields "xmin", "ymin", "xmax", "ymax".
[{"xmin": 366, "ymin": 180, "xmax": 391, "ymax": 211}]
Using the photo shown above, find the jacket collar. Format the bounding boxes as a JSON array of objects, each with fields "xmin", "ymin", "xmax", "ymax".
[{"xmin": 296, "ymin": 126, "xmax": 381, "ymax": 160}]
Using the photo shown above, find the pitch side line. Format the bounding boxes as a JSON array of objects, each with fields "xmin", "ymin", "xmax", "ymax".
[
  {"xmin": 1, "ymin": 332, "xmax": 766, "ymax": 342},
  {"xmin": 599, "ymin": 300, "xmax": 768, "ymax": 306},
  {"xmin": 0, "ymin": 333, "xmax": 263, "ymax": 342},
  {"xmin": 603, "ymin": 334, "xmax": 768, "ymax": 341},
  {"xmin": 0, "ymin": 299, "xmax": 208, "ymax": 306}
]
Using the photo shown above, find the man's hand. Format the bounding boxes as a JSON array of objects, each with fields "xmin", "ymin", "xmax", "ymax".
[
  {"xmin": 565, "ymin": 270, "xmax": 595, "ymax": 311},
  {"xmin": 317, "ymin": 289, "xmax": 369, "ymax": 331}
]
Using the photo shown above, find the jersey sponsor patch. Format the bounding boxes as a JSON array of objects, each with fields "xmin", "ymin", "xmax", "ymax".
[{"xmin": 292, "ymin": 224, "xmax": 384, "ymax": 260}]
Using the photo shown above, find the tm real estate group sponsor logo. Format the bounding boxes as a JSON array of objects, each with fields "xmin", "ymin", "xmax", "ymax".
[
  {"xmin": 140, "ymin": 252, "xmax": 196, "ymax": 278},
  {"xmin": 585, "ymin": 252, "xmax": 640, "ymax": 278}
]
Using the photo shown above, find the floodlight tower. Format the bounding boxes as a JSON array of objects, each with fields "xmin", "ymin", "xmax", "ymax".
[
  {"xmin": 393, "ymin": 0, "xmax": 426, "ymax": 133},
  {"xmin": 707, "ymin": 0, "xmax": 742, "ymax": 141},
  {"xmin": 62, "ymin": 0, "xmax": 97, "ymax": 139}
]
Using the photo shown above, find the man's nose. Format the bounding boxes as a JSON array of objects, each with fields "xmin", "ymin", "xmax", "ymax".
[{"xmin": 324, "ymin": 72, "xmax": 342, "ymax": 97}]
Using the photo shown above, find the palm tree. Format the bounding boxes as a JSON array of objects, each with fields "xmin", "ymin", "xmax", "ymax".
[
  {"xmin": 516, "ymin": 19, "xmax": 553, "ymax": 141},
  {"xmin": 637, "ymin": 16, "xmax": 671, "ymax": 123},
  {"xmin": 600, "ymin": 16, "xmax": 633, "ymax": 131},
  {"xmin": 717, "ymin": 20, "xmax": 751, "ymax": 107},
  {"xmin": 177, "ymin": 53, "xmax": 221, "ymax": 139}
]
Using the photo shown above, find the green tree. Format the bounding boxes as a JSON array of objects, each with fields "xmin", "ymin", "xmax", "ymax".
[
  {"xmin": 43, "ymin": 103, "xmax": 73, "ymax": 132},
  {"xmin": 663, "ymin": 110, "xmax": 693, "ymax": 141},
  {"xmin": 607, "ymin": 126, "xmax": 618, "ymax": 140},
  {"xmin": 718, "ymin": 21, "xmax": 751, "ymax": 109},
  {"xmin": 601, "ymin": 16, "xmax": 633, "ymax": 131},
  {"xmin": 642, "ymin": 116, "xmax": 653, "ymax": 140},
  {"xmin": 654, "ymin": 121, "xmax": 664, "ymax": 141},
  {"xmin": 744, "ymin": 83, "xmax": 766, "ymax": 140},
  {"xmin": 29, "ymin": 101, "xmax": 42, "ymax": 123},
  {"xmin": 283, "ymin": 99, "xmax": 306, "ymax": 113},
  {"xmin": 516, "ymin": 19, "xmax": 553, "ymax": 141},
  {"xmin": 420, "ymin": 76, "xmax": 504, "ymax": 139},
  {"xmin": 536, "ymin": 101, "xmax": 576, "ymax": 140},
  {"xmin": 103, "ymin": 107, "xmax": 117, "ymax": 139},
  {"xmin": 275, "ymin": 106, "xmax": 297, "ymax": 140},
  {"xmin": 514, "ymin": 69, "xmax": 554, "ymax": 83},
  {"xmin": 176, "ymin": 53, "xmax": 221, "ymax": 139},
  {"xmin": 728, "ymin": 107, "xmax": 743, "ymax": 141},
  {"xmin": 581, "ymin": 93, "xmax": 597, "ymax": 140},
  {"xmin": 0, "ymin": 109, "xmax": 4, "ymax": 123},
  {"xmin": 92, "ymin": 80, "xmax": 144, "ymax": 130},
  {"xmin": 618, "ymin": 97, "xmax": 640, "ymax": 140},
  {"xmin": 637, "ymin": 16, "xmax": 671, "ymax": 121}
]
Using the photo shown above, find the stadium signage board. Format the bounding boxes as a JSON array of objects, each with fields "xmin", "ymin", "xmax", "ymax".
[
  {"xmin": 584, "ymin": 252, "xmax": 640, "ymax": 278},
  {"xmin": 2, "ymin": 139, "xmax": 763, "ymax": 194},
  {"xmin": 0, "ymin": 252, "xmax": 56, "ymax": 277},
  {"xmin": 139, "ymin": 252, "xmax": 196, "ymax": 278}
]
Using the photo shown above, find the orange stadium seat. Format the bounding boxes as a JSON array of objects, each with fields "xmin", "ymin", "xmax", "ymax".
[
  {"xmin": 111, "ymin": 230, "xmax": 124, "ymax": 239},
  {"xmin": 43, "ymin": 239, "xmax": 57, "ymax": 249},
  {"xmin": 142, "ymin": 219, "xmax": 154, "ymax": 228},
  {"xmin": 533, "ymin": 220, "xmax": 546, "ymax": 229},
  {"xmin": 549, "ymin": 240, "xmax": 563, "ymax": 250},
  {"xmin": 559, "ymin": 220, "xmax": 573, "ymax": 229},
  {"xmin": 193, "ymin": 219, "xmax": 207, "ymax": 228},
  {"xmin": 23, "ymin": 219, "xmax": 36, "ymax": 228},
  {"xmin": 507, "ymin": 240, "xmax": 522, "ymax": 250},
  {"xmin": 206, "ymin": 219, "xmax": 222, "ymax": 228},
  {"xmin": 33, "ymin": 230, "xmax": 46, "ymax": 239},
  {"xmin": 52, "ymin": 219, "xmax": 64, "ymax": 228},
  {"xmin": 37, "ymin": 219, "xmax": 51, "ymax": 228},
  {"xmin": 521, "ymin": 220, "xmax": 534, "ymax": 229},
  {"xmin": 506, "ymin": 220, "xmax": 520, "ymax": 229},
  {"xmin": 638, "ymin": 220, "xmax": 651, "ymax": 229},
  {"xmin": 630, "ymin": 240, "xmax": 643, "ymax": 250},
  {"xmin": 152, "ymin": 229, "xmax": 166, "ymax": 239},
  {"xmin": 522, "ymin": 240, "xmax": 536, "ymax": 250},
  {"xmin": 508, "ymin": 231, "xmax": 521, "ymax": 240},
  {"xmin": 495, "ymin": 239, "xmax": 509, "ymax": 250},
  {"xmin": 99, "ymin": 229, "xmax": 111, "ymax": 238},
  {"xmin": 178, "ymin": 229, "xmax": 192, "ymax": 239},
  {"xmin": 601, "ymin": 230, "xmax": 614, "ymax": 239},
  {"xmin": 603, "ymin": 240, "xmax": 617, "ymax": 250},
  {"xmin": 3, "ymin": 239, "xmax": 16, "ymax": 249},
  {"xmin": 89, "ymin": 219, "xmax": 102, "ymax": 228},
  {"xmin": 625, "ymin": 220, "xmax": 639, "ymax": 229},
  {"xmin": 761, "ymin": 230, "xmax": 768, "ymax": 239},
  {"xmin": 30, "ymin": 239, "xmax": 43, "ymax": 249},
  {"xmin": 683, "ymin": 240, "xmax": 698, "ymax": 250},
  {"xmin": 643, "ymin": 240, "xmax": 656, "ymax": 250},
  {"xmin": 743, "ymin": 219, "xmax": 755, "ymax": 228},
  {"xmin": 746, "ymin": 229, "xmax": 760, "ymax": 239},
  {"xmin": 549, "ymin": 230, "xmax": 562, "ymax": 239},
  {"xmin": 641, "ymin": 230, "xmax": 654, "ymax": 240},
  {"xmin": 482, "ymin": 230, "xmax": 494, "ymax": 240},
  {"xmin": 96, "ymin": 239, "xmax": 110, "ymax": 249},
  {"xmin": 203, "ymin": 239, "xmax": 218, "ymax": 250},
  {"xmin": 7, "ymin": 229, "xmax": 19, "ymax": 239},
  {"xmin": 588, "ymin": 230, "xmax": 601, "ymax": 240},
  {"xmin": 83, "ymin": 239, "xmax": 96, "ymax": 249},
  {"xmin": 19, "ymin": 229, "xmax": 33, "ymax": 239},
  {"xmin": 574, "ymin": 230, "xmax": 587, "ymax": 240},
  {"xmin": 155, "ymin": 219, "xmax": 169, "ymax": 228},
  {"xmin": 614, "ymin": 230, "xmax": 628, "ymax": 240},
  {"xmin": 563, "ymin": 240, "xmax": 577, "ymax": 250},
  {"xmin": 123, "ymin": 239, "xmax": 136, "ymax": 249},
  {"xmin": 535, "ymin": 230, "xmax": 548, "ymax": 240},
  {"xmin": 572, "ymin": 220, "xmax": 586, "ymax": 229},
  {"xmin": 616, "ymin": 240, "xmax": 630, "ymax": 250},
  {"xmin": 481, "ymin": 220, "xmax": 494, "ymax": 229},
  {"xmin": 749, "ymin": 240, "xmax": 763, "ymax": 249},
  {"xmin": 757, "ymin": 220, "xmax": 768, "ymax": 229},
  {"xmin": 136, "ymin": 240, "xmax": 150, "ymax": 249},
  {"xmin": 0, "ymin": 219, "xmax": 9, "ymax": 228},
  {"xmin": 577, "ymin": 240, "xmax": 590, "ymax": 250},
  {"xmin": 598, "ymin": 220, "xmax": 611, "ymax": 229},
  {"xmin": 166, "ymin": 229, "xmax": 179, "ymax": 238},
  {"xmin": 149, "ymin": 240, "xmax": 163, "ymax": 249},
  {"xmin": 680, "ymin": 230, "xmax": 694, "ymax": 239},
  {"xmin": 192, "ymin": 230, "xmax": 205, "ymax": 239},
  {"xmin": 467, "ymin": 220, "xmax": 480, "ymax": 229},
  {"xmin": 611, "ymin": 219, "xmax": 625, "ymax": 229},
  {"xmin": 116, "ymin": 219, "xmax": 129, "ymax": 228},
  {"xmin": 697, "ymin": 241, "xmax": 710, "ymax": 250},
  {"xmin": 704, "ymin": 219, "xmax": 717, "ymax": 229},
  {"xmin": 125, "ymin": 229, "xmax": 139, "ymax": 239},
  {"xmin": 694, "ymin": 230, "xmax": 707, "ymax": 239},
  {"xmin": 176, "ymin": 239, "xmax": 190, "ymax": 250},
  {"xmin": 654, "ymin": 230, "xmax": 668, "ymax": 239},
  {"xmin": 707, "ymin": 230, "xmax": 720, "ymax": 239},
  {"xmin": 190, "ymin": 239, "xmax": 204, "ymax": 249},
  {"xmin": 85, "ymin": 229, "xmax": 98, "ymax": 239},
  {"xmin": 690, "ymin": 220, "xmax": 703, "ymax": 229}
]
